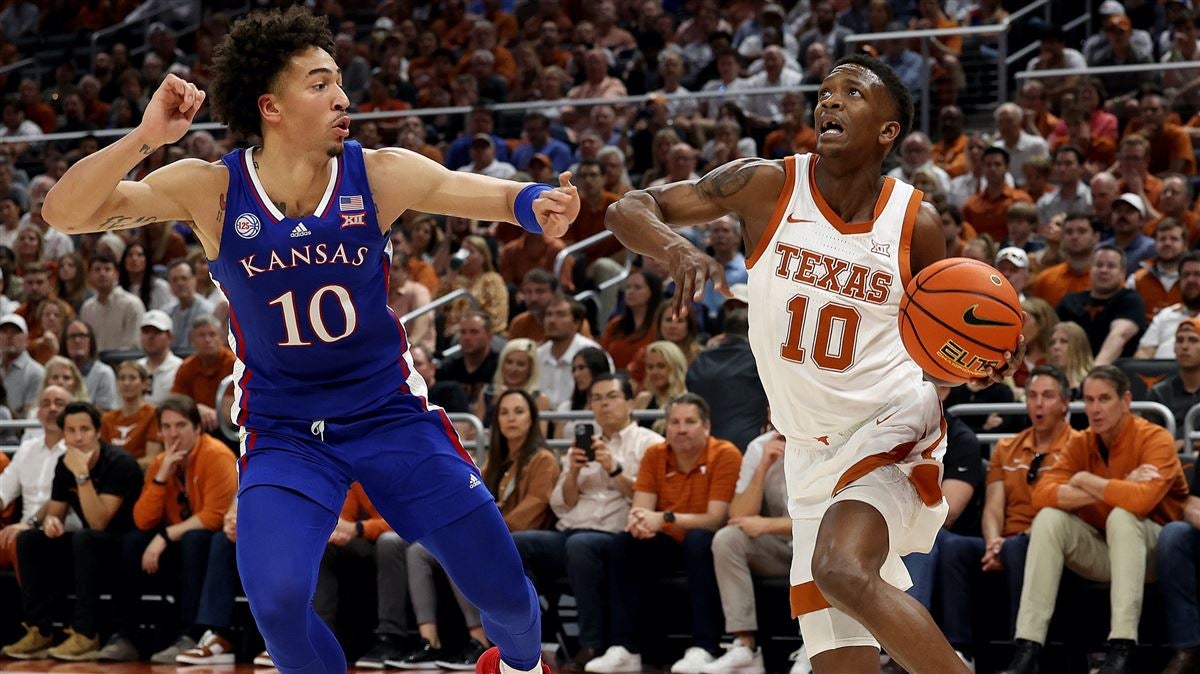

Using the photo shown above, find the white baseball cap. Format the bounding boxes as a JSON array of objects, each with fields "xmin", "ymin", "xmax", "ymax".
[
  {"xmin": 1114, "ymin": 192, "xmax": 1147, "ymax": 218},
  {"xmin": 727, "ymin": 283, "xmax": 750, "ymax": 305},
  {"xmin": 140, "ymin": 310, "xmax": 173, "ymax": 333},
  {"xmin": 1099, "ymin": 0, "xmax": 1126, "ymax": 15},
  {"xmin": 995, "ymin": 246, "xmax": 1029, "ymax": 269},
  {"xmin": 0, "ymin": 314, "xmax": 27, "ymax": 334}
]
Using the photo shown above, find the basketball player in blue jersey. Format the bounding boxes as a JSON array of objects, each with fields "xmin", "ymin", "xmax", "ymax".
[
  {"xmin": 604, "ymin": 55, "xmax": 1021, "ymax": 674},
  {"xmin": 41, "ymin": 8, "xmax": 576, "ymax": 674}
]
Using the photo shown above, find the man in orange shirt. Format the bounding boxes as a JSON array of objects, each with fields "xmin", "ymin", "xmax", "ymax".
[
  {"xmin": 170, "ymin": 316, "xmax": 235, "ymax": 434},
  {"xmin": 498, "ymin": 216, "xmax": 567, "ymax": 286},
  {"xmin": 118, "ymin": 395, "xmax": 237, "ymax": 664},
  {"xmin": 1141, "ymin": 92, "xmax": 1196, "ymax": 175},
  {"xmin": 935, "ymin": 366, "xmax": 1079, "ymax": 662},
  {"xmin": 933, "ymin": 105, "xmax": 968, "ymax": 177},
  {"xmin": 1000, "ymin": 366, "xmax": 1188, "ymax": 674},
  {"xmin": 585, "ymin": 394, "xmax": 741, "ymax": 674},
  {"xmin": 962, "ymin": 147, "xmax": 1033, "ymax": 242},
  {"xmin": 1129, "ymin": 217, "xmax": 1186, "ymax": 322},
  {"xmin": 1145, "ymin": 174, "xmax": 1199, "ymax": 244},
  {"xmin": 1027, "ymin": 213, "xmax": 1098, "ymax": 308},
  {"xmin": 1115, "ymin": 134, "xmax": 1163, "ymax": 213}
]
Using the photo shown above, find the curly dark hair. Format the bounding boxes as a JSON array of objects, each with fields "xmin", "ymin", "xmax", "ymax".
[
  {"xmin": 209, "ymin": 6, "xmax": 334, "ymax": 138},
  {"xmin": 832, "ymin": 53, "xmax": 914, "ymax": 154}
]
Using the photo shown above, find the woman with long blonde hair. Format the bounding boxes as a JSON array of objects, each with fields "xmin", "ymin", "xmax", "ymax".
[
  {"xmin": 634, "ymin": 340, "xmax": 689, "ymax": 431},
  {"xmin": 475, "ymin": 338, "xmax": 551, "ymax": 424},
  {"xmin": 1049, "ymin": 321, "xmax": 1094, "ymax": 395},
  {"xmin": 1015, "ymin": 297, "xmax": 1058, "ymax": 389}
]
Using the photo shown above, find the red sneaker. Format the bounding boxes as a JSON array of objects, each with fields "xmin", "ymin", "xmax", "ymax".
[{"xmin": 475, "ymin": 647, "xmax": 553, "ymax": 674}]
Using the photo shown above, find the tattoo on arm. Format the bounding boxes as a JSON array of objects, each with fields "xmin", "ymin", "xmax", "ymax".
[
  {"xmin": 697, "ymin": 162, "xmax": 761, "ymax": 199},
  {"xmin": 97, "ymin": 214, "xmax": 158, "ymax": 231},
  {"xmin": 216, "ymin": 194, "xmax": 226, "ymax": 223},
  {"xmin": 138, "ymin": 144, "xmax": 153, "ymax": 156}
]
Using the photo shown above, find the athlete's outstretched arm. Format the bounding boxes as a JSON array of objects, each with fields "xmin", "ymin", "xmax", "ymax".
[
  {"xmin": 606, "ymin": 158, "xmax": 782, "ymax": 316},
  {"xmin": 43, "ymin": 74, "xmax": 207, "ymax": 235},
  {"xmin": 367, "ymin": 148, "xmax": 579, "ymax": 237}
]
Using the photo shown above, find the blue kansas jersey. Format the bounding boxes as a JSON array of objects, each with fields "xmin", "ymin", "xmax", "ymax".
[{"xmin": 209, "ymin": 141, "xmax": 426, "ymax": 423}]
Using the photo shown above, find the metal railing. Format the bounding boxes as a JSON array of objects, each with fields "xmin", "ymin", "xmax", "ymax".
[
  {"xmin": 1182, "ymin": 403, "xmax": 1200, "ymax": 457},
  {"xmin": 90, "ymin": 0, "xmax": 196, "ymax": 66},
  {"xmin": 554, "ymin": 230, "xmax": 617, "ymax": 281},
  {"xmin": 214, "ymin": 374, "xmax": 238, "ymax": 443},
  {"xmin": 448, "ymin": 412, "xmax": 487, "ymax": 461},
  {"xmin": 948, "ymin": 401, "xmax": 1177, "ymax": 447},
  {"xmin": 1015, "ymin": 60, "xmax": 1200, "ymax": 82},
  {"xmin": 0, "ymin": 419, "xmax": 49, "ymax": 455},
  {"xmin": 399, "ymin": 288, "xmax": 478, "ymax": 328}
]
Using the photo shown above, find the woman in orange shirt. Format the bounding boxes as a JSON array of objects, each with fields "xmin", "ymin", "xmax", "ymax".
[
  {"xmin": 101, "ymin": 361, "xmax": 162, "ymax": 470},
  {"xmin": 627, "ymin": 304, "xmax": 702, "ymax": 390},
  {"xmin": 600, "ymin": 269, "xmax": 663, "ymax": 370}
]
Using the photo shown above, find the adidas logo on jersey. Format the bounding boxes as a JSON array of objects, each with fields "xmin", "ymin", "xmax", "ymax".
[
  {"xmin": 290, "ymin": 223, "xmax": 312, "ymax": 238},
  {"xmin": 468, "ymin": 474, "xmax": 482, "ymax": 489}
]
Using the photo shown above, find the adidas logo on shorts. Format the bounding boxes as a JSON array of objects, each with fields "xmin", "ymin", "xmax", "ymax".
[
  {"xmin": 290, "ymin": 223, "xmax": 312, "ymax": 238},
  {"xmin": 468, "ymin": 474, "xmax": 482, "ymax": 489}
]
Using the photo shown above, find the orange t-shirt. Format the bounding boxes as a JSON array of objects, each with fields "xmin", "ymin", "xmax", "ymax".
[
  {"xmin": 1027, "ymin": 261, "xmax": 1091, "ymax": 309},
  {"xmin": 961, "ymin": 185, "xmax": 1033, "ymax": 242},
  {"xmin": 569, "ymin": 192, "xmax": 623, "ymax": 261},
  {"xmin": 1148, "ymin": 124, "xmax": 1196, "ymax": 175},
  {"xmin": 1143, "ymin": 211, "xmax": 1199, "ymax": 244},
  {"xmin": 340, "ymin": 482, "xmax": 393, "ymax": 542},
  {"xmin": 600, "ymin": 316, "xmax": 657, "ymax": 370},
  {"xmin": 634, "ymin": 436, "xmax": 742, "ymax": 542},
  {"xmin": 987, "ymin": 423, "xmax": 1079, "ymax": 537},
  {"xmin": 932, "ymin": 134, "xmax": 969, "ymax": 177},
  {"xmin": 171, "ymin": 349, "xmax": 236, "ymax": 408},
  {"xmin": 407, "ymin": 258, "xmax": 440, "ymax": 296},
  {"xmin": 133, "ymin": 434, "xmax": 238, "ymax": 531},
  {"xmin": 1131, "ymin": 265, "xmax": 1182, "ymax": 321},
  {"xmin": 1118, "ymin": 173, "xmax": 1163, "ymax": 210},
  {"xmin": 498, "ymin": 235, "xmax": 566, "ymax": 287},
  {"xmin": 0, "ymin": 452, "xmax": 10, "ymax": 523},
  {"xmin": 1032, "ymin": 415, "xmax": 1188, "ymax": 531},
  {"xmin": 101, "ymin": 403, "xmax": 161, "ymax": 460}
]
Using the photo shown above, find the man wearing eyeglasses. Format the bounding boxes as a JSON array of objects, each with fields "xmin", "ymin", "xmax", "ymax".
[
  {"xmin": 931, "ymin": 365, "xmax": 1079, "ymax": 668},
  {"xmin": 511, "ymin": 373, "xmax": 662, "ymax": 672},
  {"xmin": 104, "ymin": 394, "xmax": 237, "ymax": 664}
]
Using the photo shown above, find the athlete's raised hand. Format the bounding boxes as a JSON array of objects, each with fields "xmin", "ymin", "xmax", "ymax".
[
  {"xmin": 532, "ymin": 172, "xmax": 580, "ymax": 238},
  {"xmin": 666, "ymin": 243, "xmax": 731, "ymax": 319},
  {"xmin": 139, "ymin": 74, "xmax": 206, "ymax": 149}
]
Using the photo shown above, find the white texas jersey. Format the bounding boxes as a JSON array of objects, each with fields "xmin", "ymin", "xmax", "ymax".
[{"xmin": 746, "ymin": 153, "xmax": 928, "ymax": 442}]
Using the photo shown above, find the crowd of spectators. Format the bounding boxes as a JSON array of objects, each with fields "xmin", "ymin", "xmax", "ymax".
[{"xmin": 0, "ymin": 0, "xmax": 1198, "ymax": 673}]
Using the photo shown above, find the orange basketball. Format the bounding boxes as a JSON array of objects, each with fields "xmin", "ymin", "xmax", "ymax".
[{"xmin": 898, "ymin": 257, "xmax": 1023, "ymax": 384}]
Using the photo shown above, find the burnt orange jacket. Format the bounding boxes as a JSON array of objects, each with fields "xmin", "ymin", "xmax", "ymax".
[
  {"xmin": 1032, "ymin": 414, "xmax": 1187, "ymax": 530},
  {"xmin": 133, "ymin": 434, "xmax": 237, "ymax": 531},
  {"xmin": 340, "ymin": 482, "xmax": 392, "ymax": 542}
]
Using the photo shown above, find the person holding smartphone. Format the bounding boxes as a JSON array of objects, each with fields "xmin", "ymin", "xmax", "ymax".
[{"xmin": 512, "ymin": 373, "xmax": 664, "ymax": 672}]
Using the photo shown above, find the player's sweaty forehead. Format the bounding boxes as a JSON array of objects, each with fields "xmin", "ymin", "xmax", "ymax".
[{"xmin": 823, "ymin": 64, "xmax": 881, "ymax": 92}]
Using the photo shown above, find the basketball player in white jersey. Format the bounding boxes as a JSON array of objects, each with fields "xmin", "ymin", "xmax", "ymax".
[{"xmin": 605, "ymin": 55, "xmax": 1020, "ymax": 673}]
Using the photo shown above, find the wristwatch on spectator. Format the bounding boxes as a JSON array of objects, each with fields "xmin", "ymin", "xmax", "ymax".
[
  {"xmin": 663, "ymin": 511, "xmax": 676, "ymax": 525},
  {"xmin": 75, "ymin": 473, "xmax": 90, "ymax": 487},
  {"xmin": 355, "ymin": 521, "xmax": 365, "ymax": 538},
  {"xmin": 608, "ymin": 463, "xmax": 623, "ymax": 478}
]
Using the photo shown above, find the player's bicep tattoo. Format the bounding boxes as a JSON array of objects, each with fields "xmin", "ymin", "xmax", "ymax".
[
  {"xmin": 97, "ymin": 214, "xmax": 158, "ymax": 231},
  {"xmin": 697, "ymin": 161, "xmax": 761, "ymax": 200}
]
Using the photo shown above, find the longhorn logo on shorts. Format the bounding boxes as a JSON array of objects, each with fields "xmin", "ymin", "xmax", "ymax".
[
  {"xmin": 339, "ymin": 194, "xmax": 367, "ymax": 229},
  {"xmin": 235, "ymin": 213, "xmax": 261, "ymax": 239}
]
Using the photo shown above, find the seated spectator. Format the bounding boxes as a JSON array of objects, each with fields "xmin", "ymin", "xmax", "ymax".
[
  {"xmin": 993, "ymin": 103, "xmax": 1049, "ymax": 188},
  {"xmin": 935, "ymin": 366, "xmax": 1079, "ymax": 667},
  {"xmin": 1021, "ymin": 155, "xmax": 1054, "ymax": 203},
  {"xmin": 170, "ymin": 316, "xmax": 235, "ymax": 433},
  {"xmin": 0, "ymin": 385, "xmax": 71, "ymax": 573},
  {"xmin": 1140, "ymin": 92, "xmax": 1195, "ymax": 175},
  {"xmin": 1138, "ymin": 251, "xmax": 1200, "ymax": 359},
  {"xmin": 760, "ymin": 92, "xmax": 817, "ymax": 160},
  {"xmin": 1017, "ymin": 298, "xmax": 1059, "ymax": 388},
  {"xmin": 437, "ymin": 312, "xmax": 500, "ymax": 404},
  {"xmin": 101, "ymin": 361, "xmax": 162, "ymax": 470},
  {"xmin": 13, "ymin": 226, "xmax": 44, "ymax": 275},
  {"xmin": 597, "ymin": 146, "xmax": 633, "ymax": 197},
  {"xmin": 1027, "ymin": 213, "xmax": 1097, "ymax": 309},
  {"xmin": 948, "ymin": 134, "xmax": 1014, "ymax": 210},
  {"xmin": 1115, "ymin": 136, "xmax": 1162, "ymax": 213},
  {"xmin": 1088, "ymin": 14, "xmax": 1152, "ymax": 97},
  {"xmin": 438, "ymin": 235, "xmax": 508, "ymax": 337},
  {"xmin": 538, "ymin": 296, "xmax": 607, "ymax": 409},
  {"xmin": 556, "ymin": 346, "xmax": 613, "ymax": 441},
  {"xmin": 888, "ymin": 132, "xmax": 952, "ymax": 196},
  {"xmin": 1154, "ymin": 447, "xmax": 1200, "ymax": 673},
  {"xmin": 119, "ymin": 243, "xmax": 171, "ymax": 312},
  {"xmin": 456, "ymin": 134, "xmax": 517, "ymax": 179},
  {"xmin": 1001, "ymin": 366, "xmax": 1188, "ymax": 674},
  {"xmin": 395, "ymin": 223, "xmax": 442, "ymax": 296},
  {"xmin": 585, "ymin": 393, "xmax": 740, "ymax": 674},
  {"xmin": 79, "ymin": 254, "xmax": 146, "ymax": 353},
  {"xmin": 41, "ymin": 355, "xmax": 88, "ymax": 405},
  {"xmin": 1016, "ymin": 80, "xmax": 1058, "ymax": 140},
  {"xmin": 697, "ymin": 217, "xmax": 748, "ymax": 325},
  {"xmin": 137, "ymin": 310, "xmax": 182, "ymax": 405},
  {"xmin": 475, "ymin": 338, "xmax": 551, "ymax": 423},
  {"xmin": 1, "ymin": 402, "xmax": 142, "ymax": 661},
  {"xmin": 736, "ymin": 46, "xmax": 802, "ymax": 128},
  {"xmin": 1026, "ymin": 25, "xmax": 1086, "ymax": 103},
  {"xmin": 513, "ymin": 112, "xmax": 573, "ymax": 173},
  {"xmin": 932, "ymin": 106, "xmax": 968, "ymax": 177},
  {"xmin": 996, "ymin": 247, "xmax": 1031, "ymax": 300},
  {"xmin": 686, "ymin": 308, "xmax": 767, "ymax": 451},
  {"xmin": 962, "ymin": 147, "xmax": 1033, "ymax": 242},
  {"xmin": 165, "ymin": 260, "xmax": 216, "ymax": 353},
  {"xmin": 1148, "ymin": 318, "xmax": 1200, "ymax": 447},
  {"xmin": 1091, "ymin": 172, "xmax": 1121, "ymax": 231},
  {"xmin": 514, "ymin": 374, "xmax": 662, "ymax": 670},
  {"xmin": 508, "ymin": 269, "xmax": 560, "ymax": 343},
  {"xmin": 704, "ymin": 427, "xmax": 790, "ymax": 674},
  {"xmin": 564, "ymin": 50, "xmax": 629, "ymax": 135},
  {"xmin": 647, "ymin": 143, "xmax": 700, "ymax": 188},
  {"xmin": 628, "ymin": 304, "xmax": 703, "ymax": 389},
  {"xmin": 411, "ymin": 345, "xmax": 471, "ymax": 415},
  {"xmin": 700, "ymin": 120, "xmax": 755, "ymax": 174},
  {"xmin": 189, "ymin": 251, "xmax": 226, "ymax": 309},
  {"xmin": 388, "ymin": 251, "xmax": 434, "ymax": 354},
  {"xmin": 1128, "ymin": 218, "xmax": 1186, "ymax": 322},
  {"xmin": 1101, "ymin": 193, "xmax": 1156, "ymax": 275},
  {"xmin": 112, "ymin": 395, "xmax": 236, "ymax": 663},
  {"xmin": 942, "ymin": 205, "xmax": 967, "ymax": 257},
  {"xmin": 1147, "ymin": 174, "xmax": 1197, "ymax": 245},
  {"xmin": 443, "ymin": 107, "xmax": 513, "ymax": 173},
  {"xmin": 29, "ymin": 297, "xmax": 71, "ymax": 365},
  {"xmin": 398, "ymin": 389, "xmax": 558, "ymax": 670},
  {"xmin": 498, "ymin": 224, "xmax": 566, "ymax": 288},
  {"xmin": 634, "ymin": 341, "xmax": 689, "ymax": 432},
  {"xmin": 600, "ymin": 270, "xmax": 663, "ymax": 370},
  {"xmin": 1037, "ymin": 146, "xmax": 1092, "ymax": 225},
  {"xmin": 64, "ymin": 319, "xmax": 117, "ymax": 411},
  {"xmin": 314, "ymin": 482, "xmax": 408, "ymax": 669},
  {"xmin": 1048, "ymin": 322, "xmax": 1095, "ymax": 397},
  {"xmin": 16, "ymin": 262, "xmax": 53, "ymax": 339},
  {"xmin": 1055, "ymin": 245, "xmax": 1147, "ymax": 364}
]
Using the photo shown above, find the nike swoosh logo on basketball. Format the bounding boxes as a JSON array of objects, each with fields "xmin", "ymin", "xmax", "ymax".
[
  {"xmin": 962, "ymin": 304, "xmax": 1016, "ymax": 327},
  {"xmin": 786, "ymin": 214, "xmax": 815, "ymax": 223},
  {"xmin": 875, "ymin": 411, "xmax": 897, "ymax": 425}
]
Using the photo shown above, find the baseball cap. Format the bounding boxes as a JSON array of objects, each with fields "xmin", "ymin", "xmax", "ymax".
[
  {"xmin": 1105, "ymin": 14, "xmax": 1132, "ymax": 32},
  {"xmin": 995, "ymin": 247, "xmax": 1029, "ymax": 269},
  {"xmin": 527, "ymin": 152, "xmax": 552, "ymax": 168},
  {"xmin": 373, "ymin": 17, "xmax": 395, "ymax": 32},
  {"xmin": 140, "ymin": 309, "xmax": 173, "ymax": 333},
  {"xmin": 727, "ymin": 283, "xmax": 750, "ymax": 306},
  {"xmin": 1178, "ymin": 317, "xmax": 1200, "ymax": 335},
  {"xmin": 0, "ymin": 314, "xmax": 26, "ymax": 334},
  {"xmin": 1099, "ymin": 0, "xmax": 1127, "ymax": 16},
  {"xmin": 762, "ymin": 3, "xmax": 786, "ymax": 18},
  {"xmin": 470, "ymin": 133, "xmax": 494, "ymax": 148},
  {"xmin": 1114, "ymin": 192, "xmax": 1147, "ymax": 217}
]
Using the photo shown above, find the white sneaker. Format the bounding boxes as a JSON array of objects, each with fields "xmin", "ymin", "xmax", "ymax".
[
  {"xmin": 584, "ymin": 646, "xmax": 643, "ymax": 673},
  {"xmin": 700, "ymin": 643, "xmax": 764, "ymax": 674},
  {"xmin": 670, "ymin": 647, "xmax": 716, "ymax": 674},
  {"xmin": 955, "ymin": 650, "xmax": 976, "ymax": 673},
  {"xmin": 788, "ymin": 647, "xmax": 813, "ymax": 674}
]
